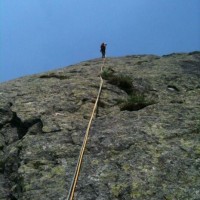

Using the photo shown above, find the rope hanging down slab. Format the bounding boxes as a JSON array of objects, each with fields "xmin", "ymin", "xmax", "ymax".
[{"xmin": 67, "ymin": 58, "xmax": 106, "ymax": 200}]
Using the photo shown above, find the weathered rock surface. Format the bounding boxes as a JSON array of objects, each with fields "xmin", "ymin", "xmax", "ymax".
[{"xmin": 0, "ymin": 52, "xmax": 200, "ymax": 199}]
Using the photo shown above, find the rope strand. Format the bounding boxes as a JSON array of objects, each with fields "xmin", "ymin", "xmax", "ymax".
[{"xmin": 67, "ymin": 58, "xmax": 105, "ymax": 200}]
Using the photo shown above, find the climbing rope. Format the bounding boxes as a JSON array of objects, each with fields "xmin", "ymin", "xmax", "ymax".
[{"xmin": 67, "ymin": 58, "xmax": 106, "ymax": 200}]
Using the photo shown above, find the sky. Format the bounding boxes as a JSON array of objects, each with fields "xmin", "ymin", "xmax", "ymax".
[{"xmin": 0, "ymin": 0, "xmax": 200, "ymax": 83}]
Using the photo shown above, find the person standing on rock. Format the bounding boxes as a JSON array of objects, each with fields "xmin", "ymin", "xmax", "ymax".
[{"xmin": 100, "ymin": 42, "xmax": 107, "ymax": 58}]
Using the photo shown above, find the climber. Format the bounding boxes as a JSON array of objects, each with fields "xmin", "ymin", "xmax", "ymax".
[{"xmin": 100, "ymin": 42, "xmax": 107, "ymax": 58}]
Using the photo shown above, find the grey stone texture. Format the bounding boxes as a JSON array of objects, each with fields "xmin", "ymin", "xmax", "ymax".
[{"xmin": 0, "ymin": 52, "xmax": 200, "ymax": 199}]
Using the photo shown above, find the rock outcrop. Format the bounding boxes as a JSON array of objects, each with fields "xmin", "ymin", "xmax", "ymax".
[{"xmin": 0, "ymin": 52, "xmax": 200, "ymax": 200}]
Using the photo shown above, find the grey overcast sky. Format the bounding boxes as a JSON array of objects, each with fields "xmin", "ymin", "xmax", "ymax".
[{"xmin": 0, "ymin": 0, "xmax": 200, "ymax": 82}]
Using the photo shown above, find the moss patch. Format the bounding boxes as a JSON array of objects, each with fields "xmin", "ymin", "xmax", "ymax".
[
  {"xmin": 110, "ymin": 183, "xmax": 128, "ymax": 197},
  {"xmin": 120, "ymin": 94, "xmax": 155, "ymax": 111},
  {"xmin": 102, "ymin": 67, "xmax": 156, "ymax": 111},
  {"xmin": 101, "ymin": 68, "xmax": 133, "ymax": 94}
]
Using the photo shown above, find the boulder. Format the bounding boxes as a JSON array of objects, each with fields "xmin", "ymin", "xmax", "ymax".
[{"xmin": 0, "ymin": 52, "xmax": 200, "ymax": 199}]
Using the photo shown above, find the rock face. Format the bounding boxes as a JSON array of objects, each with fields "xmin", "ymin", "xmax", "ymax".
[{"xmin": 0, "ymin": 52, "xmax": 200, "ymax": 200}]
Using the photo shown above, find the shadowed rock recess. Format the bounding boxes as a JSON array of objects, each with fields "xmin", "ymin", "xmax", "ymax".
[{"xmin": 0, "ymin": 52, "xmax": 200, "ymax": 200}]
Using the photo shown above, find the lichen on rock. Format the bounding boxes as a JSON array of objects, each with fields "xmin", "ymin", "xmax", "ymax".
[{"xmin": 0, "ymin": 52, "xmax": 200, "ymax": 199}]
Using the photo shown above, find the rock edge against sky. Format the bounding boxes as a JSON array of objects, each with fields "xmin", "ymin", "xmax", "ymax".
[{"xmin": 0, "ymin": 52, "xmax": 200, "ymax": 199}]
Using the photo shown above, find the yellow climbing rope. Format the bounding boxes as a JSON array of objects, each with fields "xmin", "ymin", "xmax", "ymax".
[{"xmin": 67, "ymin": 58, "xmax": 106, "ymax": 200}]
